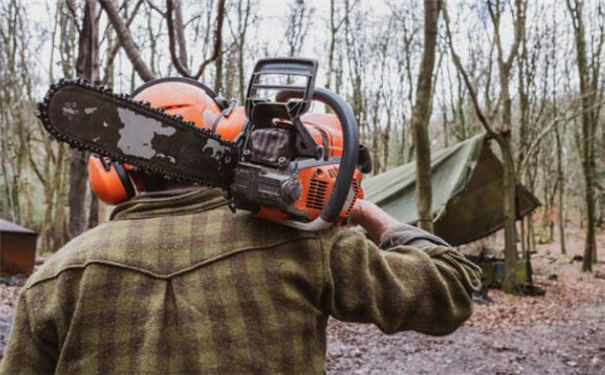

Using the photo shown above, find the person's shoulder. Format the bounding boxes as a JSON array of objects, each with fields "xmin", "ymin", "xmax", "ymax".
[
  {"xmin": 318, "ymin": 225, "xmax": 367, "ymax": 243},
  {"xmin": 24, "ymin": 222, "xmax": 115, "ymax": 290},
  {"xmin": 304, "ymin": 225, "xmax": 370, "ymax": 256},
  {"xmin": 226, "ymin": 209, "xmax": 321, "ymax": 248}
]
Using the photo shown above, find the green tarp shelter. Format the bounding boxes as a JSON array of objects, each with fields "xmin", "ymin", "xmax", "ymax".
[{"xmin": 363, "ymin": 134, "xmax": 541, "ymax": 246}]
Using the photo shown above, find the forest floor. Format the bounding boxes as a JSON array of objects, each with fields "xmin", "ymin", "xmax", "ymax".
[
  {"xmin": 327, "ymin": 225, "xmax": 605, "ymax": 374},
  {"xmin": 1, "ymin": 225, "xmax": 604, "ymax": 374}
]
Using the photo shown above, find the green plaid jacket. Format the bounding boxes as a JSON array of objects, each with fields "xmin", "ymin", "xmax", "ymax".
[{"xmin": 1, "ymin": 189, "xmax": 480, "ymax": 374}]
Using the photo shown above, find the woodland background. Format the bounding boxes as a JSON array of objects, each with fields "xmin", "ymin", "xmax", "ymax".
[{"xmin": 0, "ymin": 0, "xmax": 604, "ymax": 293}]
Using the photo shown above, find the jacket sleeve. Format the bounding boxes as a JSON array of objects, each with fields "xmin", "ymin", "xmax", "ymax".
[
  {"xmin": 320, "ymin": 225, "xmax": 481, "ymax": 336},
  {"xmin": 0, "ymin": 291, "xmax": 57, "ymax": 375}
]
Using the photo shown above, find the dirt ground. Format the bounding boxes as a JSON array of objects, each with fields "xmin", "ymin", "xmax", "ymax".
[
  {"xmin": 0, "ymin": 276, "xmax": 21, "ymax": 358},
  {"xmin": 326, "ymin": 291, "xmax": 605, "ymax": 375},
  {"xmin": 1, "ymin": 226, "xmax": 604, "ymax": 374},
  {"xmin": 326, "ymin": 303, "xmax": 605, "ymax": 375},
  {"xmin": 327, "ymin": 226, "xmax": 605, "ymax": 374}
]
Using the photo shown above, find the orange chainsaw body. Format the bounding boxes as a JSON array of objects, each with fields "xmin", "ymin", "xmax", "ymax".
[{"xmin": 250, "ymin": 112, "xmax": 365, "ymax": 225}]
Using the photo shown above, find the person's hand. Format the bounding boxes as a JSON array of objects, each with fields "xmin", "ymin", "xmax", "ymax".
[
  {"xmin": 348, "ymin": 198, "xmax": 368, "ymax": 226},
  {"xmin": 348, "ymin": 199, "xmax": 399, "ymax": 243}
]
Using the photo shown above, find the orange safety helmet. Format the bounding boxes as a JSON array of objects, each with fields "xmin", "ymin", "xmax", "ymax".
[{"xmin": 88, "ymin": 77, "xmax": 246, "ymax": 205}]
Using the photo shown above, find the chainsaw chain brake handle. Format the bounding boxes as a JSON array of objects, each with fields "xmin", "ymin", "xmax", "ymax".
[
  {"xmin": 243, "ymin": 57, "xmax": 360, "ymax": 231},
  {"xmin": 245, "ymin": 58, "xmax": 323, "ymax": 160}
]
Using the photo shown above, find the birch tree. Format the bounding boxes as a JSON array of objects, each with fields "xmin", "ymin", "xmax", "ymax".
[
  {"xmin": 411, "ymin": 0, "xmax": 441, "ymax": 232},
  {"xmin": 444, "ymin": 0, "xmax": 527, "ymax": 292}
]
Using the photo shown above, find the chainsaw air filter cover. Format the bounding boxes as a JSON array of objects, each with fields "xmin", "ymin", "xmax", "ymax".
[{"xmin": 248, "ymin": 128, "xmax": 294, "ymax": 168}]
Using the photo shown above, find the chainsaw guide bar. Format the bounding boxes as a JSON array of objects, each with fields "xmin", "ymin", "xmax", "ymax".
[{"xmin": 37, "ymin": 79, "xmax": 237, "ymax": 188}]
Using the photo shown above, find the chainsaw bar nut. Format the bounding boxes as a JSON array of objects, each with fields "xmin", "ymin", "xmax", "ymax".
[{"xmin": 281, "ymin": 178, "xmax": 302, "ymax": 204}]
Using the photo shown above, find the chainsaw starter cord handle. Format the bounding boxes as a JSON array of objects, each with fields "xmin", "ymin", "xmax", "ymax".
[{"xmin": 276, "ymin": 87, "xmax": 360, "ymax": 228}]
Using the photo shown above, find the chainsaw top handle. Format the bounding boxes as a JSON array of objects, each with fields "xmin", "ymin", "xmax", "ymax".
[{"xmin": 275, "ymin": 87, "xmax": 360, "ymax": 231}]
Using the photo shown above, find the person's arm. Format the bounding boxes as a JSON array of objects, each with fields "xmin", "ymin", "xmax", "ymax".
[
  {"xmin": 349, "ymin": 199, "xmax": 450, "ymax": 247},
  {"xmin": 0, "ymin": 291, "xmax": 57, "ymax": 374},
  {"xmin": 348, "ymin": 199, "xmax": 399, "ymax": 243},
  {"xmin": 320, "ymin": 199, "xmax": 481, "ymax": 335}
]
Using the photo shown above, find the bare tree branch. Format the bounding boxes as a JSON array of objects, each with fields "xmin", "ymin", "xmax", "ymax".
[
  {"xmin": 194, "ymin": 0, "xmax": 225, "ymax": 81},
  {"xmin": 165, "ymin": 0, "xmax": 225, "ymax": 81},
  {"xmin": 99, "ymin": 0, "xmax": 156, "ymax": 82},
  {"xmin": 102, "ymin": 0, "xmax": 144, "ymax": 84},
  {"xmin": 519, "ymin": 97, "xmax": 605, "ymax": 174},
  {"xmin": 65, "ymin": 0, "xmax": 81, "ymax": 33},
  {"xmin": 166, "ymin": 0, "xmax": 191, "ymax": 76},
  {"xmin": 173, "ymin": 0, "xmax": 188, "ymax": 65},
  {"xmin": 99, "ymin": 0, "xmax": 128, "ymax": 42},
  {"xmin": 145, "ymin": 0, "xmax": 166, "ymax": 17},
  {"xmin": 442, "ymin": 4, "xmax": 496, "ymax": 137}
]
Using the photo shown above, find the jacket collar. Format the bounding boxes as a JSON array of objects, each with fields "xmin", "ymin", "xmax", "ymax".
[{"xmin": 110, "ymin": 188, "xmax": 227, "ymax": 221}]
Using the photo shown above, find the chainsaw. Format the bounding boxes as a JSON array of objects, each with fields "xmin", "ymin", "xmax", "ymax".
[{"xmin": 37, "ymin": 58, "xmax": 371, "ymax": 231}]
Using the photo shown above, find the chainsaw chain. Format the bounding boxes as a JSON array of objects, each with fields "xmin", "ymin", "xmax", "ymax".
[{"xmin": 36, "ymin": 78, "xmax": 237, "ymax": 189}]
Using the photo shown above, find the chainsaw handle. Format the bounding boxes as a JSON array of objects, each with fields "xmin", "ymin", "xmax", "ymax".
[{"xmin": 276, "ymin": 88, "xmax": 359, "ymax": 229}]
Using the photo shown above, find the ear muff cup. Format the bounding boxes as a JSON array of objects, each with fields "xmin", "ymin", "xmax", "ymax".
[{"xmin": 88, "ymin": 156, "xmax": 135, "ymax": 205}]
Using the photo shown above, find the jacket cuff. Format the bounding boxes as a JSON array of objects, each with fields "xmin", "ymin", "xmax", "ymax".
[{"xmin": 379, "ymin": 224, "xmax": 451, "ymax": 249}]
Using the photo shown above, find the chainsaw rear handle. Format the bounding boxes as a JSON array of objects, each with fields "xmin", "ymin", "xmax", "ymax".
[{"xmin": 276, "ymin": 87, "xmax": 359, "ymax": 230}]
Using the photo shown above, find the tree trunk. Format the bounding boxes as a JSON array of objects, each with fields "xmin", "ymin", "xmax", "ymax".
[
  {"xmin": 68, "ymin": 0, "xmax": 99, "ymax": 237},
  {"xmin": 523, "ymin": 217, "xmax": 533, "ymax": 285},
  {"xmin": 223, "ymin": 47, "xmax": 236, "ymax": 100},
  {"xmin": 173, "ymin": 0, "xmax": 188, "ymax": 67},
  {"xmin": 68, "ymin": 149, "xmax": 88, "ymax": 238},
  {"xmin": 582, "ymin": 168, "xmax": 597, "ymax": 271},
  {"xmin": 551, "ymin": 10, "xmax": 567, "ymax": 255},
  {"xmin": 567, "ymin": 0, "xmax": 598, "ymax": 271},
  {"xmin": 411, "ymin": 0, "xmax": 441, "ymax": 233},
  {"xmin": 382, "ymin": 102, "xmax": 392, "ymax": 170},
  {"xmin": 88, "ymin": 195, "xmax": 99, "ymax": 228},
  {"xmin": 56, "ymin": 151, "xmax": 69, "ymax": 245},
  {"xmin": 326, "ymin": 0, "xmax": 337, "ymax": 90},
  {"xmin": 69, "ymin": 0, "xmax": 99, "ymax": 238},
  {"xmin": 213, "ymin": 0, "xmax": 225, "ymax": 93},
  {"xmin": 52, "ymin": 156, "xmax": 69, "ymax": 249},
  {"xmin": 237, "ymin": 42, "xmax": 246, "ymax": 104},
  {"xmin": 99, "ymin": 0, "xmax": 155, "ymax": 82},
  {"xmin": 520, "ymin": 217, "xmax": 526, "ymax": 264},
  {"xmin": 499, "ymin": 134, "xmax": 520, "ymax": 291},
  {"xmin": 443, "ymin": 0, "xmax": 525, "ymax": 291},
  {"xmin": 441, "ymin": 108, "xmax": 449, "ymax": 147},
  {"xmin": 236, "ymin": 0, "xmax": 251, "ymax": 104},
  {"xmin": 555, "ymin": 124, "xmax": 567, "ymax": 254}
]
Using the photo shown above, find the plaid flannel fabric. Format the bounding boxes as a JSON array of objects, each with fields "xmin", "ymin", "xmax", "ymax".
[{"xmin": 0, "ymin": 189, "xmax": 480, "ymax": 374}]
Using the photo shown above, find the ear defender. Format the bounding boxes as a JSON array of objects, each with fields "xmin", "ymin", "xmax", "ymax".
[
  {"xmin": 88, "ymin": 155, "xmax": 136, "ymax": 205},
  {"xmin": 86, "ymin": 78, "xmax": 240, "ymax": 205}
]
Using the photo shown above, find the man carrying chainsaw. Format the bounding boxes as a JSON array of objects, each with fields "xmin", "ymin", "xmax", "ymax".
[{"xmin": 1, "ymin": 59, "xmax": 480, "ymax": 374}]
